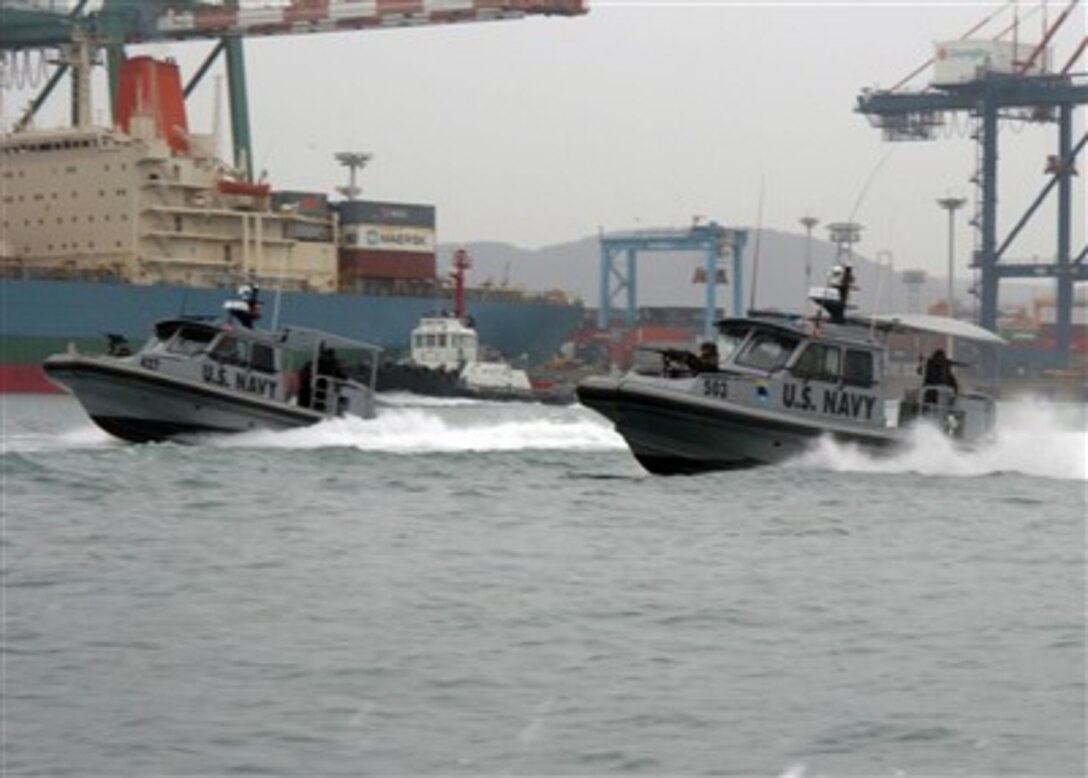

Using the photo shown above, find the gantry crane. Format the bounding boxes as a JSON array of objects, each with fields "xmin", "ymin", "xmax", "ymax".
[
  {"xmin": 598, "ymin": 223, "xmax": 748, "ymax": 342},
  {"xmin": 1, "ymin": 0, "xmax": 587, "ymax": 177},
  {"xmin": 855, "ymin": 0, "xmax": 1087, "ymax": 367}
]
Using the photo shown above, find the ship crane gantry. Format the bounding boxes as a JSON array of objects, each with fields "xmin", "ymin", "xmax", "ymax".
[
  {"xmin": 1, "ymin": 0, "xmax": 587, "ymax": 178},
  {"xmin": 854, "ymin": 0, "xmax": 1088, "ymax": 367}
]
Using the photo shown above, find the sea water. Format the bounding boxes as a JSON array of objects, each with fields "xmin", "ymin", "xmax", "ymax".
[{"xmin": 2, "ymin": 394, "xmax": 1085, "ymax": 776}]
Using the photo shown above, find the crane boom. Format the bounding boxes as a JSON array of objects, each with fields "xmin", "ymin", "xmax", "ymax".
[{"xmin": 0, "ymin": 0, "xmax": 588, "ymax": 51}]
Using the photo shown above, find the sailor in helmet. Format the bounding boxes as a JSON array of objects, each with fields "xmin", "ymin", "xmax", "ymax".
[
  {"xmin": 824, "ymin": 261, "xmax": 856, "ymax": 324},
  {"xmin": 224, "ymin": 283, "xmax": 262, "ymax": 329}
]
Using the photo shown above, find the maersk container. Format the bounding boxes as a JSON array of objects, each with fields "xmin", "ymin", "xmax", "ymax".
[
  {"xmin": 338, "ymin": 200, "xmax": 436, "ymax": 229},
  {"xmin": 932, "ymin": 40, "xmax": 1049, "ymax": 86},
  {"xmin": 339, "ymin": 248, "xmax": 436, "ymax": 281}
]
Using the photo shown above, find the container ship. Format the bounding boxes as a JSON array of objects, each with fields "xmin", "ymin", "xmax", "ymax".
[{"xmin": 1, "ymin": 55, "xmax": 583, "ymax": 393}]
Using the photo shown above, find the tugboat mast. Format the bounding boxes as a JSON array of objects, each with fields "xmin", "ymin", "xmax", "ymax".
[{"xmin": 451, "ymin": 248, "xmax": 473, "ymax": 321}]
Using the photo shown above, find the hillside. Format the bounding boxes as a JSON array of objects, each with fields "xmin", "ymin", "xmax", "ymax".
[{"xmin": 439, "ymin": 228, "xmax": 1008, "ymax": 315}]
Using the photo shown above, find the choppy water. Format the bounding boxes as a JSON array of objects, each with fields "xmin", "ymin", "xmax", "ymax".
[{"xmin": 3, "ymin": 394, "xmax": 1085, "ymax": 777}]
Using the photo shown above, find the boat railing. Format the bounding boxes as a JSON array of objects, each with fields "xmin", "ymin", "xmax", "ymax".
[
  {"xmin": 898, "ymin": 385, "xmax": 969, "ymax": 436},
  {"xmin": 310, "ymin": 374, "xmax": 373, "ymax": 418}
]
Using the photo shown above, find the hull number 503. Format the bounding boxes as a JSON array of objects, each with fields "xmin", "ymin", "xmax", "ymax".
[{"xmin": 703, "ymin": 376, "xmax": 728, "ymax": 399}]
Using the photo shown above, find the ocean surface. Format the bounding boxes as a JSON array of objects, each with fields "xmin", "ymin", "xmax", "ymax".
[{"xmin": 3, "ymin": 393, "xmax": 1085, "ymax": 777}]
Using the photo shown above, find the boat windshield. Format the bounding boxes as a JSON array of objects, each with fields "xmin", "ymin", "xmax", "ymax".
[
  {"xmin": 156, "ymin": 324, "xmax": 216, "ymax": 356},
  {"xmin": 716, "ymin": 323, "xmax": 752, "ymax": 362},
  {"xmin": 734, "ymin": 329, "xmax": 800, "ymax": 372}
]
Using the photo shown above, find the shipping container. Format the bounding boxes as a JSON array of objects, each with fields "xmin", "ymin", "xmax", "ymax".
[
  {"xmin": 343, "ymin": 224, "xmax": 436, "ymax": 254},
  {"xmin": 932, "ymin": 40, "xmax": 1049, "ymax": 86},
  {"xmin": 339, "ymin": 248, "xmax": 436, "ymax": 281},
  {"xmin": 337, "ymin": 200, "xmax": 436, "ymax": 229}
]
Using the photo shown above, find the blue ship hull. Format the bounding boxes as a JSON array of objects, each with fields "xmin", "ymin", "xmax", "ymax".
[{"xmin": 1, "ymin": 279, "xmax": 584, "ymax": 392}]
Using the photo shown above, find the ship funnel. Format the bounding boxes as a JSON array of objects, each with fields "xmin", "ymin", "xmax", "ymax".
[{"xmin": 116, "ymin": 57, "xmax": 190, "ymax": 155}]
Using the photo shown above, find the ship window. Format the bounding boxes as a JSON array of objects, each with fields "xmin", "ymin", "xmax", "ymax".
[
  {"xmin": 249, "ymin": 343, "xmax": 276, "ymax": 374},
  {"xmin": 210, "ymin": 336, "xmax": 247, "ymax": 366},
  {"xmin": 791, "ymin": 343, "xmax": 841, "ymax": 382},
  {"xmin": 843, "ymin": 349, "xmax": 874, "ymax": 387},
  {"xmin": 425, "ymin": 334, "xmax": 436, "ymax": 347},
  {"xmin": 167, "ymin": 326, "xmax": 215, "ymax": 355},
  {"xmin": 716, "ymin": 324, "xmax": 751, "ymax": 362},
  {"xmin": 437, "ymin": 335, "xmax": 447, "ymax": 348},
  {"xmin": 736, "ymin": 330, "xmax": 799, "ymax": 372}
]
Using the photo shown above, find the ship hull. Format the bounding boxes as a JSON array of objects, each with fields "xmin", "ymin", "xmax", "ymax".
[
  {"xmin": 2, "ymin": 279, "xmax": 583, "ymax": 393},
  {"xmin": 43, "ymin": 355, "xmax": 326, "ymax": 443},
  {"xmin": 576, "ymin": 375, "xmax": 900, "ymax": 475}
]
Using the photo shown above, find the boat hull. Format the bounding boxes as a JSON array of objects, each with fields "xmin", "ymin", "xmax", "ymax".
[
  {"xmin": 577, "ymin": 376, "xmax": 899, "ymax": 474},
  {"xmin": 44, "ymin": 355, "xmax": 325, "ymax": 443}
]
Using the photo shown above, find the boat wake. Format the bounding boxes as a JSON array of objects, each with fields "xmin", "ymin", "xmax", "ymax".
[
  {"xmin": 209, "ymin": 404, "xmax": 626, "ymax": 453},
  {"xmin": 795, "ymin": 399, "xmax": 1087, "ymax": 481},
  {"xmin": 375, "ymin": 391, "xmax": 490, "ymax": 409}
]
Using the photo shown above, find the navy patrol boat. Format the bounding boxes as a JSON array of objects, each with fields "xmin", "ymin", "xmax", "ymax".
[
  {"xmin": 576, "ymin": 271, "xmax": 1005, "ymax": 474},
  {"xmin": 43, "ymin": 286, "xmax": 382, "ymax": 443}
]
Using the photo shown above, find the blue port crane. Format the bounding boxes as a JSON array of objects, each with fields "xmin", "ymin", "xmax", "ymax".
[
  {"xmin": 0, "ymin": 0, "xmax": 587, "ymax": 179},
  {"xmin": 854, "ymin": 0, "xmax": 1088, "ymax": 366},
  {"xmin": 598, "ymin": 222, "xmax": 748, "ymax": 342}
]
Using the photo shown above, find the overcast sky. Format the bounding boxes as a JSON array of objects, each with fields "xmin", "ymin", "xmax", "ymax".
[{"xmin": 3, "ymin": 0, "xmax": 1085, "ymax": 283}]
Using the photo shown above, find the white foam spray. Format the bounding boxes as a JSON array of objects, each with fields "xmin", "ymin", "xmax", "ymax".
[
  {"xmin": 211, "ymin": 405, "xmax": 627, "ymax": 453},
  {"xmin": 795, "ymin": 399, "xmax": 1086, "ymax": 481}
]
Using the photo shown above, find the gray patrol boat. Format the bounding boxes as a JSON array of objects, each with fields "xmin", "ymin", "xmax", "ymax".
[
  {"xmin": 44, "ymin": 286, "xmax": 382, "ymax": 443},
  {"xmin": 577, "ymin": 282, "xmax": 1005, "ymax": 475}
]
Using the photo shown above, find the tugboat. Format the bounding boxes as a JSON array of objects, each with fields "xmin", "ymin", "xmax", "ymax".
[
  {"xmin": 43, "ymin": 286, "xmax": 382, "ymax": 443},
  {"xmin": 576, "ymin": 265, "xmax": 1005, "ymax": 474},
  {"xmin": 376, "ymin": 249, "xmax": 571, "ymax": 404}
]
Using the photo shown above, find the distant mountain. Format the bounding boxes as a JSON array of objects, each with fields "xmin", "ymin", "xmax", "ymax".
[{"xmin": 440, "ymin": 228, "xmax": 1002, "ymax": 315}]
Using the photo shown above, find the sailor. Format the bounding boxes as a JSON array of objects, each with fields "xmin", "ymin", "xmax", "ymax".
[
  {"xmin": 297, "ymin": 359, "xmax": 314, "ymax": 408},
  {"xmin": 697, "ymin": 341, "xmax": 719, "ymax": 372},
  {"xmin": 317, "ymin": 345, "xmax": 346, "ymax": 379},
  {"xmin": 824, "ymin": 262, "xmax": 857, "ymax": 324},
  {"xmin": 224, "ymin": 283, "xmax": 262, "ymax": 329},
  {"xmin": 919, "ymin": 348, "xmax": 959, "ymax": 403}
]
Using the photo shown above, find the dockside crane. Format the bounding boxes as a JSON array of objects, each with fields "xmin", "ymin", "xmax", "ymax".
[
  {"xmin": 855, "ymin": 0, "xmax": 1087, "ymax": 367},
  {"xmin": 1, "ymin": 0, "xmax": 587, "ymax": 179}
]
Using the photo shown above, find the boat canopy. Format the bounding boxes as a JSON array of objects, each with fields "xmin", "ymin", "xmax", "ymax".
[
  {"xmin": 151, "ymin": 318, "xmax": 380, "ymax": 355},
  {"xmin": 866, "ymin": 314, "xmax": 1006, "ymax": 345}
]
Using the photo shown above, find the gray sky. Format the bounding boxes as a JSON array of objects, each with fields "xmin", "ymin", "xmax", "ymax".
[{"xmin": 3, "ymin": 0, "xmax": 1085, "ymax": 281}]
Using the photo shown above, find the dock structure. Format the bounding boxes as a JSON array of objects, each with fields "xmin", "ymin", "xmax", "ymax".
[
  {"xmin": 598, "ymin": 223, "xmax": 748, "ymax": 342},
  {"xmin": 855, "ymin": 11, "xmax": 1088, "ymax": 367}
]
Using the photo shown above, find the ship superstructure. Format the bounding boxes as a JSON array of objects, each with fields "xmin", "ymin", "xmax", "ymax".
[
  {"xmin": 2, "ymin": 55, "xmax": 339, "ymax": 292},
  {"xmin": 0, "ymin": 1, "xmax": 589, "ymax": 392}
]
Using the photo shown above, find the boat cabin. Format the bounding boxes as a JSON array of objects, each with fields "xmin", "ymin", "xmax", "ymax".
[
  {"xmin": 410, "ymin": 315, "xmax": 479, "ymax": 371},
  {"xmin": 637, "ymin": 313, "xmax": 998, "ymax": 438},
  {"xmin": 136, "ymin": 318, "xmax": 381, "ymax": 417},
  {"xmin": 709, "ymin": 317, "xmax": 888, "ymax": 427}
]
